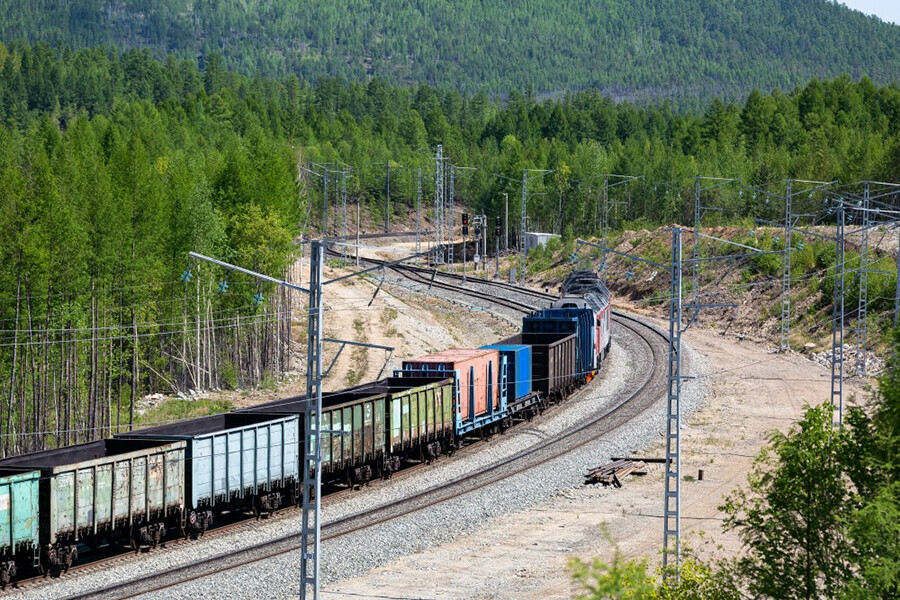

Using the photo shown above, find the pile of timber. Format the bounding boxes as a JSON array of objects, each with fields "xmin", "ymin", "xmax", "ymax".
[{"xmin": 585, "ymin": 459, "xmax": 648, "ymax": 487}]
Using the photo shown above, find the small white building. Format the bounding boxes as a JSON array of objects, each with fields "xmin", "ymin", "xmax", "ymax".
[{"xmin": 524, "ymin": 232, "xmax": 560, "ymax": 254}]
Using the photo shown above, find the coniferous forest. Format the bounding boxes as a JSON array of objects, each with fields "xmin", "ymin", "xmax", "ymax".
[
  {"xmin": 0, "ymin": 2, "xmax": 897, "ymax": 596},
  {"xmin": 2, "ymin": 0, "xmax": 899, "ymax": 105},
  {"xmin": 0, "ymin": 39, "xmax": 897, "ymax": 454}
]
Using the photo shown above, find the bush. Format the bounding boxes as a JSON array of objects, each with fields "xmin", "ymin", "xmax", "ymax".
[
  {"xmin": 221, "ymin": 360, "xmax": 239, "ymax": 389},
  {"xmin": 752, "ymin": 252, "xmax": 781, "ymax": 276}
]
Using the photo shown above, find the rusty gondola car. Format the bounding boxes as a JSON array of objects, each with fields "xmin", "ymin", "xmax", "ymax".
[
  {"xmin": 238, "ymin": 376, "xmax": 455, "ymax": 487},
  {"xmin": 0, "ymin": 438, "xmax": 187, "ymax": 574}
]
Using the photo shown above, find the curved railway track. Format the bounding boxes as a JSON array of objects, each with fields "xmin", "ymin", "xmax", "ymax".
[
  {"xmin": 15, "ymin": 255, "xmax": 671, "ymax": 600},
  {"xmin": 61, "ymin": 315, "xmax": 667, "ymax": 600}
]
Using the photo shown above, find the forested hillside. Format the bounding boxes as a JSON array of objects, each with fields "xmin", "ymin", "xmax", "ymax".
[
  {"xmin": 1, "ymin": 0, "xmax": 898, "ymax": 102},
  {"xmin": 0, "ymin": 41, "xmax": 897, "ymax": 453}
]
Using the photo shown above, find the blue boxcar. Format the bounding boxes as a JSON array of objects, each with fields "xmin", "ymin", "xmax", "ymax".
[
  {"xmin": 524, "ymin": 308, "xmax": 594, "ymax": 380},
  {"xmin": 539, "ymin": 308, "xmax": 596, "ymax": 371},
  {"xmin": 480, "ymin": 344, "xmax": 532, "ymax": 401}
]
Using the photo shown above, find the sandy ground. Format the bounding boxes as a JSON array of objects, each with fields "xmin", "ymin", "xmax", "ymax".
[
  {"xmin": 222, "ymin": 255, "xmax": 517, "ymax": 409},
  {"xmin": 321, "ymin": 314, "xmax": 868, "ymax": 600}
]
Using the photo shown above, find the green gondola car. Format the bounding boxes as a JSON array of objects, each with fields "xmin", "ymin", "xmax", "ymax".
[{"xmin": 0, "ymin": 469, "xmax": 40, "ymax": 587}]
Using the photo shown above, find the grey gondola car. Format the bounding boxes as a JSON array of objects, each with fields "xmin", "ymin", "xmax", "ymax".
[
  {"xmin": 238, "ymin": 376, "xmax": 455, "ymax": 485},
  {"xmin": 0, "ymin": 438, "xmax": 187, "ymax": 573},
  {"xmin": 116, "ymin": 413, "xmax": 299, "ymax": 533}
]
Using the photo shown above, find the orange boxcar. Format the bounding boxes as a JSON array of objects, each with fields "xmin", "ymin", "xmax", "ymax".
[{"xmin": 402, "ymin": 348, "xmax": 501, "ymax": 422}]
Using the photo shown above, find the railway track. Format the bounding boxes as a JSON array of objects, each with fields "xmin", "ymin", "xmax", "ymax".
[
  {"xmin": 18, "ymin": 256, "xmax": 670, "ymax": 600},
  {"xmin": 327, "ymin": 250, "xmax": 556, "ymax": 314},
  {"xmin": 65, "ymin": 346, "xmax": 669, "ymax": 597}
]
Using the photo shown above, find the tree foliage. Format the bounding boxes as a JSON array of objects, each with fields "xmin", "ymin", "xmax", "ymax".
[
  {"xmin": 0, "ymin": 40, "xmax": 896, "ymax": 455},
  {"xmin": 569, "ymin": 551, "xmax": 739, "ymax": 600},
  {"xmin": 1, "ymin": 1, "xmax": 898, "ymax": 105},
  {"xmin": 721, "ymin": 404, "xmax": 853, "ymax": 599}
]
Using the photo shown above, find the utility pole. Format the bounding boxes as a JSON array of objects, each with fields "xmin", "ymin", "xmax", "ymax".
[
  {"xmin": 520, "ymin": 170, "xmax": 527, "ymax": 263},
  {"xmin": 663, "ymin": 227, "xmax": 683, "ymax": 574},
  {"xmin": 776, "ymin": 178, "xmax": 835, "ymax": 352},
  {"xmin": 449, "ymin": 165, "xmax": 455, "ymax": 265},
  {"xmin": 185, "ymin": 250, "xmax": 319, "ymax": 599},
  {"xmin": 462, "ymin": 212, "xmax": 469, "ymax": 281},
  {"xmin": 434, "ymin": 145, "xmax": 445, "ymax": 264},
  {"xmin": 356, "ymin": 202, "xmax": 360, "ymax": 267},
  {"xmin": 895, "ymin": 233, "xmax": 900, "ymax": 328},
  {"xmin": 322, "ymin": 170, "xmax": 329, "ymax": 238},
  {"xmin": 573, "ymin": 234, "xmax": 683, "ymax": 576},
  {"xmin": 600, "ymin": 175, "xmax": 609, "ymax": 265},
  {"xmin": 691, "ymin": 177, "xmax": 701, "ymax": 325},
  {"xmin": 482, "ymin": 215, "xmax": 488, "ymax": 270},
  {"xmin": 503, "ymin": 193, "xmax": 509, "ymax": 253},
  {"xmin": 301, "ymin": 240, "xmax": 324, "ymax": 600},
  {"xmin": 341, "ymin": 169, "xmax": 348, "ymax": 261},
  {"xmin": 188, "ymin": 239, "xmax": 432, "ymax": 600},
  {"xmin": 495, "ymin": 215, "xmax": 501, "ymax": 279},
  {"xmin": 518, "ymin": 168, "xmax": 555, "ymax": 279},
  {"xmin": 687, "ymin": 176, "xmax": 738, "ymax": 328},
  {"xmin": 831, "ymin": 206, "xmax": 845, "ymax": 429},
  {"xmin": 856, "ymin": 182, "xmax": 870, "ymax": 377},
  {"xmin": 385, "ymin": 162, "xmax": 391, "ymax": 234},
  {"xmin": 416, "ymin": 168, "xmax": 422, "ymax": 256},
  {"xmin": 780, "ymin": 179, "xmax": 793, "ymax": 352}
]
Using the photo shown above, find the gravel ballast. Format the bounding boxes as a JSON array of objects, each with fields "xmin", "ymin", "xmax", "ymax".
[{"xmin": 11, "ymin": 315, "xmax": 709, "ymax": 600}]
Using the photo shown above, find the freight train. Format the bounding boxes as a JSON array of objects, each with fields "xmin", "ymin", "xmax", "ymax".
[{"xmin": 0, "ymin": 272, "xmax": 610, "ymax": 586}]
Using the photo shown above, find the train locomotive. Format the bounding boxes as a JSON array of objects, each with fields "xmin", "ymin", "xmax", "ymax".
[{"xmin": 0, "ymin": 272, "xmax": 611, "ymax": 584}]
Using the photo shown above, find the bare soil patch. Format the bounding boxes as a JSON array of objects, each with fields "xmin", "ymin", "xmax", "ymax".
[{"xmin": 322, "ymin": 318, "xmax": 868, "ymax": 599}]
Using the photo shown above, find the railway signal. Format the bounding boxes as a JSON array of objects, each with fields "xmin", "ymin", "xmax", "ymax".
[{"xmin": 462, "ymin": 212, "xmax": 469, "ymax": 236}]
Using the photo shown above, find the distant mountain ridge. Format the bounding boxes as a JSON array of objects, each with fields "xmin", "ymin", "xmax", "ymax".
[{"xmin": 2, "ymin": 0, "xmax": 898, "ymax": 102}]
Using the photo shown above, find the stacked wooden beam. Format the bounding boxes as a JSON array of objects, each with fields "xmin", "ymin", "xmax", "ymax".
[{"xmin": 585, "ymin": 459, "xmax": 648, "ymax": 487}]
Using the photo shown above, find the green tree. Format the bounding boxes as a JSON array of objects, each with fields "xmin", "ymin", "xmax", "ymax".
[
  {"xmin": 841, "ymin": 330, "xmax": 900, "ymax": 599},
  {"xmin": 721, "ymin": 404, "xmax": 853, "ymax": 600},
  {"xmin": 569, "ymin": 551, "xmax": 656, "ymax": 600}
]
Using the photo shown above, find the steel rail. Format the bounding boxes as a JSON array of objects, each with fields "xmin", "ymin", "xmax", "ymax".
[
  {"xmin": 26, "ymin": 256, "xmax": 666, "ymax": 600},
  {"xmin": 61, "ymin": 314, "xmax": 669, "ymax": 600}
]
